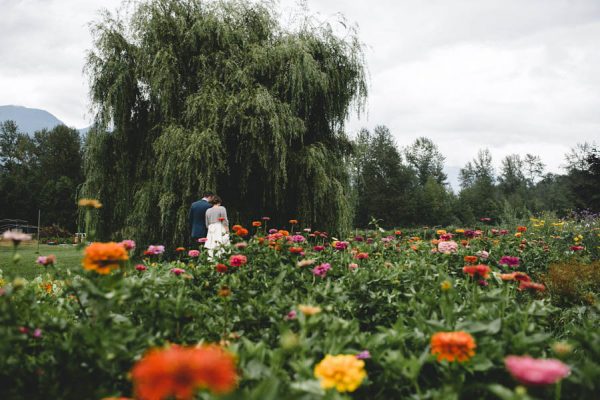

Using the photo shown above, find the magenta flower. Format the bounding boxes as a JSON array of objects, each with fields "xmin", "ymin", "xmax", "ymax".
[
  {"xmin": 268, "ymin": 228, "xmax": 278, "ymax": 234},
  {"xmin": 291, "ymin": 235, "xmax": 306, "ymax": 243},
  {"xmin": 262, "ymin": 216, "xmax": 271, "ymax": 221},
  {"xmin": 356, "ymin": 350, "xmax": 371, "ymax": 360},
  {"xmin": 188, "ymin": 249, "xmax": 200, "ymax": 257},
  {"xmin": 499, "ymin": 256, "xmax": 520, "ymax": 268},
  {"xmin": 570, "ymin": 245, "xmax": 584, "ymax": 251},
  {"xmin": 170, "ymin": 268, "xmax": 185, "ymax": 276},
  {"xmin": 334, "ymin": 241, "xmax": 349, "ymax": 250},
  {"xmin": 146, "ymin": 245, "xmax": 165, "ymax": 255},
  {"xmin": 135, "ymin": 264, "xmax": 147, "ymax": 271},
  {"xmin": 120, "ymin": 239, "xmax": 136, "ymax": 251},
  {"xmin": 313, "ymin": 245, "xmax": 325, "ymax": 252},
  {"xmin": 505, "ymin": 355, "xmax": 570, "ymax": 386},
  {"xmin": 229, "ymin": 254, "xmax": 248, "ymax": 267},
  {"xmin": 439, "ymin": 233, "xmax": 454, "ymax": 241},
  {"xmin": 312, "ymin": 262, "xmax": 331, "ymax": 278},
  {"xmin": 353, "ymin": 236, "xmax": 364, "ymax": 242},
  {"xmin": 32, "ymin": 328, "xmax": 42, "ymax": 339},
  {"xmin": 366, "ymin": 238, "xmax": 374, "ymax": 244}
]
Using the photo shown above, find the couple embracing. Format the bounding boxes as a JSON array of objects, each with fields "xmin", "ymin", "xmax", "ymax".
[{"xmin": 189, "ymin": 192, "xmax": 230, "ymax": 256}]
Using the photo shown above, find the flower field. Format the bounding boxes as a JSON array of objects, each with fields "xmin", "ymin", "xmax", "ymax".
[{"xmin": 1, "ymin": 217, "xmax": 599, "ymax": 399}]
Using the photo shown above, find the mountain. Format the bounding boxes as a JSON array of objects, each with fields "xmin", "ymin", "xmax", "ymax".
[{"xmin": 0, "ymin": 105, "xmax": 66, "ymax": 135}]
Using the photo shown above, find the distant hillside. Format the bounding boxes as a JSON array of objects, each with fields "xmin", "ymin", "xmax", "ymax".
[{"xmin": 0, "ymin": 105, "xmax": 65, "ymax": 135}]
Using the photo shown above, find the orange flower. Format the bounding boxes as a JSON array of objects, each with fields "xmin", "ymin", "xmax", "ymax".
[
  {"xmin": 131, "ymin": 345, "xmax": 237, "ymax": 400},
  {"xmin": 518, "ymin": 281, "xmax": 545, "ymax": 292},
  {"xmin": 289, "ymin": 219, "xmax": 298, "ymax": 225},
  {"xmin": 252, "ymin": 221, "xmax": 261, "ymax": 227},
  {"xmin": 176, "ymin": 247, "xmax": 185, "ymax": 252},
  {"xmin": 232, "ymin": 225, "xmax": 242, "ymax": 232},
  {"xmin": 464, "ymin": 255, "xmax": 478, "ymax": 264},
  {"xmin": 499, "ymin": 273, "xmax": 516, "ymax": 281},
  {"xmin": 278, "ymin": 230, "xmax": 290, "ymax": 236},
  {"xmin": 236, "ymin": 228, "xmax": 249, "ymax": 237},
  {"xmin": 431, "ymin": 239, "xmax": 440, "ymax": 245},
  {"xmin": 517, "ymin": 226, "xmax": 528, "ymax": 232},
  {"xmin": 461, "ymin": 240, "xmax": 469, "ymax": 246},
  {"xmin": 289, "ymin": 246, "xmax": 303, "ymax": 254},
  {"xmin": 82, "ymin": 242, "xmax": 129, "ymax": 274},
  {"xmin": 430, "ymin": 331, "xmax": 476, "ymax": 362},
  {"xmin": 462, "ymin": 264, "xmax": 491, "ymax": 279}
]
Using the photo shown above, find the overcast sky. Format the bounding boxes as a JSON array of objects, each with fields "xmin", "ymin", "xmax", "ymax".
[{"xmin": 1, "ymin": 0, "xmax": 599, "ymax": 185}]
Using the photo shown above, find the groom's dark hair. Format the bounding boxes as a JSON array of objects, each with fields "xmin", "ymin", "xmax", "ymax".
[{"xmin": 203, "ymin": 191, "xmax": 215, "ymax": 197}]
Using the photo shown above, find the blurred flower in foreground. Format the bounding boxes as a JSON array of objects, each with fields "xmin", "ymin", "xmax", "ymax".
[
  {"xmin": 431, "ymin": 331, "xmax": 476, "ymax": 362},
  {"xmin": 131, "ymin": 345, "xmax": 237, "ymax": 399},
  {"xmin": 82, "ymin": 242, "xmax": 129, "ymax": 274},
  {"xmin": 314, "ymin": 354, "xmax": 366, "ymax": 392},
  {"xmin": 504, "ymin": 355, "xmax": 570, "ymax": 386}
]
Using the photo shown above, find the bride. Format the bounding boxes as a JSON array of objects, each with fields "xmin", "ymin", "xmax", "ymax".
[{"xmin": 204, "ymin": 195, "xmax": 230, "ymax": 257}]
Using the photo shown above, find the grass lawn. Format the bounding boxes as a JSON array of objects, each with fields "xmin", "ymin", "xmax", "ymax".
[{"xmin": 0, "ymin": 241, "xmax": 82, "ymax": 280}]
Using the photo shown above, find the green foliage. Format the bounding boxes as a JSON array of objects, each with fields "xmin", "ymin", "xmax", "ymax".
[
  {"xmin": 82, "ymin": 0, "xmax": 367, "ymax": 246},
  {"xmin": 0, "ymin": 218, "xmax": 599, "ymax": 399},
  {"xmin": 0, "ymin": 122, "xmax": 83, "ymax": 231}
]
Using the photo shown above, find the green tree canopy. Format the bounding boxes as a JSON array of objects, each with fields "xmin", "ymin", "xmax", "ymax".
[{"xmin": 82, "ymin": 0, "xmax": 367, "ymax": 245}]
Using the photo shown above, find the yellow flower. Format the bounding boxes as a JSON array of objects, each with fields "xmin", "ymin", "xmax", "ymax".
[
  {"xmin": 78, "ymin": 198, "xmax": 102, "ymax": 209},
  {"xmin": 298, "ymin": 304, "xmax": 321, "ymax": 316},
  {"xmin": 455, "ymin": 229, "xmax": 465, "ymax": 233},
  {"xmin": 436, "ymin": 230, "xmax": 447, "ymax": 235},
  {"xmin": 514, "ymin": 232, "xmax": 522, "ymax": 238},
  {"xmin": 440, "ymin": 280, "xmax": 452, "ymax": 291},
  {"xmin": 314, "ymin": 354, "xmax": 366, "ymax": 393}
]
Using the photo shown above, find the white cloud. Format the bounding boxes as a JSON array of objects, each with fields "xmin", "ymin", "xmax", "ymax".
[{"xmin": 1, "ymin": 0, "xmax": 599, "ymax": 181}]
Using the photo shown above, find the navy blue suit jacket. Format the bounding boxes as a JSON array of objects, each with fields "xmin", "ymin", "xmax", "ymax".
[{"xmin": 189, "ymin": 199, "xmax": 211, "ymax": 238}]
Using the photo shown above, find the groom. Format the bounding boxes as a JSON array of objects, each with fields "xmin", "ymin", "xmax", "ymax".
[{"xmin": 189, "ymin": 191, "xmax": 215, "ymax": 243}]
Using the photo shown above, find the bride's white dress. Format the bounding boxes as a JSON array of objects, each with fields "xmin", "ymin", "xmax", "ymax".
[{"xmin": 204, "ymin": 205, "xmax": 230, "ymax": 257}]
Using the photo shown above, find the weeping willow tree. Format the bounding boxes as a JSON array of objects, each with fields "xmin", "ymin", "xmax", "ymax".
[{"xmin": 82, "ymin": 0, "xmax": 367, "ymax": 246}]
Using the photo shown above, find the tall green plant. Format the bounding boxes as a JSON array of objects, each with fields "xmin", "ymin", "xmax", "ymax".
[{"xmin": 82, "ymin": 0, "xmax": 367, "ymax": 246}]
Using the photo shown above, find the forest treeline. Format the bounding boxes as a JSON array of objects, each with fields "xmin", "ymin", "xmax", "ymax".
[{"xmin": 1, "ymin": 119, "xmax": 598, "ymax": 234}]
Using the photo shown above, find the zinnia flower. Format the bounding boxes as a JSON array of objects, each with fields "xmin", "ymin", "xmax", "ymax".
[
  {"xmin": 298, "ymin": 304, "xmax": 321, "ymax": 316},
  {"xmin": 289, "ymin": 246, "xmax": 303, "ymax": 254},
  {"xmin": 252, "ymin": 221, "xmax": 261, "ymax": 227},
  {"xmin": 476, "ymin": 250, "xmax": 489, "ymax": 260},
  {"xmin": 215, "ymin": 263, "xmax": 228, "ymax": 273},
  {"xmin": 354, "ymin": 252, "xmax": 369, "ymax": 260},
  {"xmin": 135, "ymin": 264, "xmax": 147, "ymax": 271},
  {"xmin": 464, "ymin": 255, "xmax": 478, "ymax": 264},
  {"xmin": 430, "ymin": 331, "xmax": 476, "ymax": 362},
  {"xmin": 570, "ymin": 245, "xmax": 584, "ymax": 251},
  {"xmin": 518, "ymin": 281, "xmax": 545, "ymax": 292},
  {"xmin": 313, "ymin": 245, "xmax": 325, "ymax": 252},
  {"xmin": 289, "ymin": 219, "xmax": 298, "ymax": 225},
  {"xmin": 355, "ymin": 350, "xmax": 371, "ymax": 360},
  {"xmin": 77, "ymin": 198, "xmax": 102, "ymax": 208},
  {"xmin": 333, "ymin": 241, "xmax": 349, "ymax": 250},
  {"xmin": 82, "ymin": 242, "xmax": 129, "ymax": 274},
  {"xmin": 314, "ymin": 354, "xmax": 366, "ymax": 392},
  {"xmin": 517, "ymin": 226, "xmax": 528, "ymax": 232},
  {"xmin": 131, "ymin": 345, "xmax": 237, "ymax": 399},
  {"xmin": 463, "ymin": 264, "xmax": 491, "ymax": 279},
  {"xmin": 120, "ymin": 240, "xmax": 136, "ymax": 251},
  {"xmin": 228, "ymin": 254, "xmax": 247, "ymax": 267},
  {"xmin": 312, "ymin": 263, "xmax": 331, "ymax": 278},
  {"xmin": 499, "ymin": 256, "xmax": 520, "ymax": 268},
  {"xmin": 170, "ymin": 268, "xmax": 185, "ymax": 276},
  {"xmin": 146, "ymin": 245, "xmax": 165, "ymax": 255},
  {"xmin": 290, "ymin": 235, "xmax": 305, "ymax": 243},
  {"xmin": 2, "ymin": 230, "xmax": 32, "ymax": 245},
  {"xmin": 235, "ymin": 228, "xmax": 249, "ymax": 237},
  {"xmin": 438, "ymin": 241, "xmax": 458, "ymax": 254},
  {"xmin": 504, "ymin": 355, "xmax": 570, "ymax": 386},
  {"xmin": 36, "ymin": 255, "xmax": 56, "ymax": 266},
  {"xmin": 188, "ymin": 250, "xmax": 200, "ymax": 257},
  {"xmin": 296, "ymin": 259, "xmax": 316, "ymax": 268}
]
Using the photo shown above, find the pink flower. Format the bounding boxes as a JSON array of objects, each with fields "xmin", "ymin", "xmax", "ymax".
[
  {"xmin": 312, "ymin": 263, "xmax": 331, "ymax": 278},
  {"xmin": 268, "ymin": 229, "xmax": 278, "ymax": 234},
  {"xmin": 313, "ymin": 245, "xmax": 325, "ymax": 252},
  {"xmin": 2, "ymin": 230, "xmax": 32, "ymax": 244},
  {"xmin": 291, "ymin": 235, "xmax": 306, "ymax": 243},
  {"xmin": 188, "ymin": 249, "xmax": 200, "ymax": 257},
  {"xmin": 285, "ymin": 310, "xmax": 297, "ymax": 320},
  {"xmin": 476, "ymin": 250, "xmax": 489, "ymax": 260},
  {"xmin": 229, "ymin": 254, "xmax": 247, "ymax": 267},
  {"xmin": 135, "ymin": 264, "xmax": 147, "ymax": 271},
  {"xmin": 334, "ymin": 241, "xmax": 349, "ymax": 250},
  {"xmin": 234, "ymin": 242, "xmax": 248, "ymax": 249},
  {"xmin": 197, "ymin": 238, "xmax": 208, "ymax": 243},
  {"xmin": 356, "ymin": 350, "xmax": 371, "ymax": 360},
  {"xmin": 36, "ymin": 255, "xmax": 56, "ymax": 266},
  {"xmin": 146, "ymin": 245, "xmax": 165, "ymax": 255},
  {"xmin": 120, "ymin": 239, "xmax": 136, "ymax": 251},
  {"xmin": 570, "ymin": 245, "xmax": 584, "ymax": 251},
  {"xmin": 439, "ymin": 233, "xmax": 454, "ymax": 241},
  {"xmin": 438, "ymin": 241, "xmax": 458, "ymax": 254},
  {"xmin": 505, "ymin": 355, "xmax": 570, "ymax": 386},
  {"xmin": 348, "ymin": 263, "xmax": 359, "ymax": 270},
  {"xmin": 32, "ymin": 328, "xmax": 42, "ymax": 339},
  {"xmin": 170, "ymin": 268, "xmax": 185, "ymax": 276}
]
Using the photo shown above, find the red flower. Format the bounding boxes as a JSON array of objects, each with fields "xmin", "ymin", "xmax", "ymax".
[
  {"xmin": 354, "ymin": 252, "xmax": 369, "ymax": 260},
  {"xmin": 518, "ymin": 281, "xmax": 545, "ymax": 292},
  {"xmin": 289, "ymin": 246, "xmax": 303, "ymax": 254},
  {"xmin": 236, "ymin": 228, "xmax": 249, "ymax": 237},
  {"xmin": 131, "ymin": 345, "xmax": 237, "ymax": 399},
  {"xmin": 228, "ymin": 254, "xmax": 247, "ymax": 267},
  {"xmin": 215, "ymin": 263, "xmax": 228, "ymax": 273},
  {"xmin": 517, "ymin": 226, "xmax": 528, "ymax": 232},
  {"xmin": 570, "ymin": 245, "xmax": 584, "ymax": 251}
]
